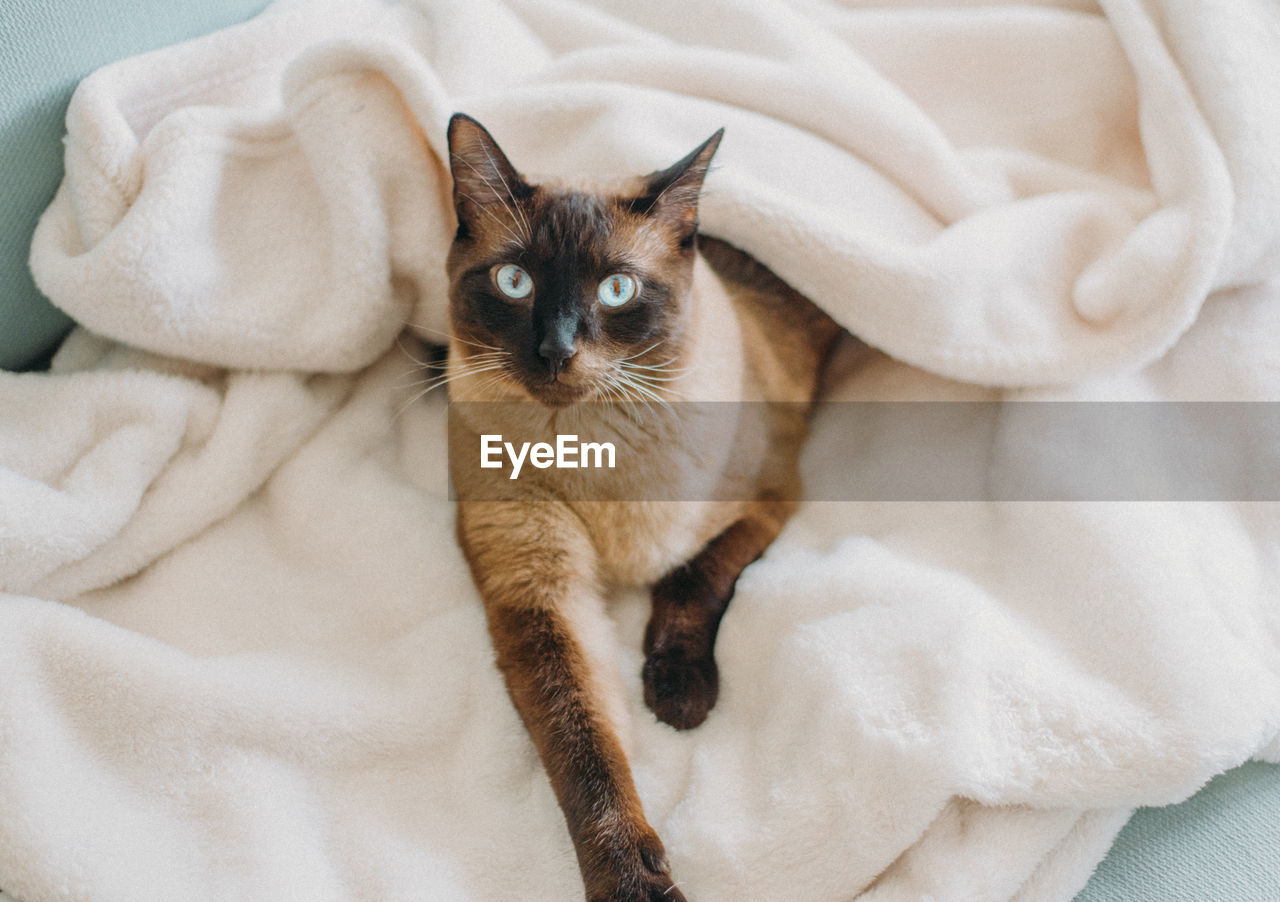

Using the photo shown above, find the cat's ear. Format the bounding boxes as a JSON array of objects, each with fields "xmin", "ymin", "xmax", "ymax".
[
  {"xmin": 447, "ymin": 113, "xmax": 532, "ymax": 239},
  {"xmin": 635, "ymin": 129, "xmax": 724, "ymax": 242}
]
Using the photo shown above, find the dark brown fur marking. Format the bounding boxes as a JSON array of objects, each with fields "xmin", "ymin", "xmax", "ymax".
[
  {"xmin": 457, "ymin": 500, "xmax": 683, "ymax": 902},
  {"xmin": 644, "ymin": 498, "xmax": 795, "ymax": 729}
]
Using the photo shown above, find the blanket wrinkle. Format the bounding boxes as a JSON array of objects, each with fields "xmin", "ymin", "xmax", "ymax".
[
  {"xmin": 10, "ymin": 332, "xmax": 355, "ymax": 602},
  {"xmin": 5, "ymin": 1, "xmax": 1280, "ymax": 901}
]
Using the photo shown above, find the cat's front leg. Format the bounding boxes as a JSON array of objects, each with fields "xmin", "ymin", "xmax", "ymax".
[
  {"xmin": 458, "ymin": 500, "xmax": 687, "ymax": 902},
  {"xmin": 644, "ymin": 498, "xmax": 796, "ymax": 730}
]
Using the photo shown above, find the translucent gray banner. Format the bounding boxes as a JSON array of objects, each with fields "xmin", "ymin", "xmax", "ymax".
[{"xmin": 447, "ymin": 402, "xmax": 1280, "ymax": 502}]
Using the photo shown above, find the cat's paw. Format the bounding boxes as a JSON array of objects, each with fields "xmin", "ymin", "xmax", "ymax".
[
  {"xmin": 588, "ymin": 877, "xmax": 687, "ymax": 902},
  {"xmin": 585, "ymin": 832, "xmax": 688, "ymax": 902},
  {"xmin": 642, "ymin": 646, "xmax": 719, "ymax": 730}
]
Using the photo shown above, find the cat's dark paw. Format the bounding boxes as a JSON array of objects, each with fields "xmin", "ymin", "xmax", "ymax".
[
  {"xmin": 642, "ymin": 646, "xmax": 719, "ymax": 730},
  {"xmin": 585, "ymin": 832, "xmax": 688, "ymax": 902},
  {"xmin": 588, "ymin": 877, "xmax": 687, "ymax": 902}
]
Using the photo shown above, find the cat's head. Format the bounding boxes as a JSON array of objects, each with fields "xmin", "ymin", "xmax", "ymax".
[{"xmin": 444, "ymin": 113, "xmax": 722, "ymax": 407}]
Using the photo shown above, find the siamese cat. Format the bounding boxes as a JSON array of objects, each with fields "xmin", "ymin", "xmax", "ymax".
[{"xmin": 443, "ymin": 113, "xmax": 841, "ymax": 901}]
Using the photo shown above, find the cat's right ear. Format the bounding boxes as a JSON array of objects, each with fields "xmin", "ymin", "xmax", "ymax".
[
  {"xmin": 447, "ymin": 113, "xmax": 532, "ymax": 240},
  {"xmin": 631, "ymin": 129, "xmax": 723, "ymax": 250}
]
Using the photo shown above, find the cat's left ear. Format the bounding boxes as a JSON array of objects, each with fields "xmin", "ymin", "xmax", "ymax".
[
  {"xmin": 635, "ymin": 129, "xmax": 724, "ymax": 243},
  {"xmin": 447, "ymin": 113, "xmax": 532, "ymax": 239}
]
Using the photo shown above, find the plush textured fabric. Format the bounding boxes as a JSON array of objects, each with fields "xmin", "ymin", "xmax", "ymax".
[
  {"xmin": 3, "ymin": 2, "xmax": 1280, "ymax": 901},
  {"xmin": 2, "ymin": 762, "xmax": 1275, "ymax": 899},
  {"xmin": 0, "ymin": 0, "xmax": 267, "ymax": 370},
  {"xmin": 26, "ymin": 0, "xmax": 1280, "ymax": 382}
]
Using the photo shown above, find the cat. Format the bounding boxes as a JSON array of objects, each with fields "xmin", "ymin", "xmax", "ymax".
[{"xmin": 442, "ymin": 113, "xmax": 842, "ymax": 902}]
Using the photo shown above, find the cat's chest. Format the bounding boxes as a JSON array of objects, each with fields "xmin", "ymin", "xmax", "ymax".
[{"xmin": 575, "ymin": 498, "xmax": 744, "ymax": 587}]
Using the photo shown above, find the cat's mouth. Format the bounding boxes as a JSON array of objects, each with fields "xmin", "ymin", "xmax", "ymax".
[{"xmin": 524, "ymin": 374, "xmax": 594, "ymax": 408}]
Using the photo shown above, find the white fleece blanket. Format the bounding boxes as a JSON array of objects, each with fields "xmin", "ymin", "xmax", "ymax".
[{"xmin": 5, "ymin": 1, "xmax": 1280, "ymax": 900}]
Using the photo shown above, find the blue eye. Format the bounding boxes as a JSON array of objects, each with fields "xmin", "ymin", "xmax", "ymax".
[
  {"xmin": 598, "ymin": 273, "xmax": 638, "ymax": 307},
  {"xmin": 494, "ymin": 263, "xmax": 533, "ymax": 299}
]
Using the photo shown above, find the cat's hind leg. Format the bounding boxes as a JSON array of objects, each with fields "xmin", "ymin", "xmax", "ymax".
[{"xmin": 643, "ymin": 496, "xmax": 795, "ymax": 730}]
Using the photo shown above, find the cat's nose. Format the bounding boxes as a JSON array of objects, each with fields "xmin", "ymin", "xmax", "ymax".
[{"xmin": 538, "ymin": 334, "xmax": 577, "ymax": 375}]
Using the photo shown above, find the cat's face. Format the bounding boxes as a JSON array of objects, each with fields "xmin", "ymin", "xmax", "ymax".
[{"xmin": 444, "ymin": 114, "xmax": 721, "ymax": 407}]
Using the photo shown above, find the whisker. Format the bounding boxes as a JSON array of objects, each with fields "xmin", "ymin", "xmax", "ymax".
[
  {"xmin": 617, "ymin": 372, "xmax": 694, "ymax": 447},
  {"xmin": 625, "ymin": 369, "xmax": 690, "ymax": 397},
  {"xmin": 471, "ymin": 371, "xmax": 514, "ymax": 399},
  {"xmin": 394, "ymin": 373, "xmax": 445, "ymax": 390},
  {"xmin": 604, "ymin": 373, "xmax": 644, "ymax": 423},
  {"xmin": 619, "ymin": 367, "xmax": 686, "ymax": 383},
  {"xmin": 613, "ymin": 370, "xmax": 664, "ymax": 420},
  {"xmin": 407, "ymin": 323, "xmax": 506, "ymax": 353},
  {"xmin": 451, "ymin": 351, "xmax": 509, "ymax": 365},
  {"xmin": 394, "ymin": 361, "xmax": 512, "ymax": 418},
  {"xmin": 619, "ymin": 369, "xmax": 698, "ymax": 447},
  {"xmin": 411, "ymin": 361, "xmax": 510, "ymax": 394},
  {"xmin": 619, "ymin": 340, "xmax": 666, "ymax": 362},
  {"xmin": 625, "ymin": 382, "xmax": 668, "ymax": 411},
  {"xmin": 621, "ymin": 356, "xmax": 685, "ymax": 373},
  {"xmin": 612, "ymin": 381, "xmax": 643, "ymax": 422},
  {"xmin": 396, "ymin": 352, "xmax": 505, "ymax": 387},
  {"xmin": 405, "ymin": 323, "xmax": 504, "ymax": 353},
  {"xmin": 616, "ymin": 367, "xmax": 672, "ymax": 401},
  {"xmin": 394, "ymin": 337, "xmax": 428, "ymax": 368},
  {"xmin": 395, "ymin": 383, "xmax": 440, "ymax": 420}
]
